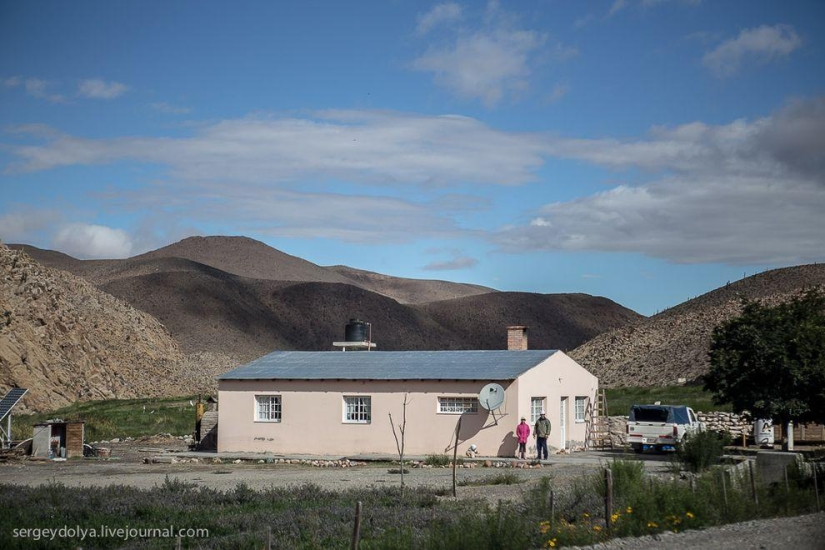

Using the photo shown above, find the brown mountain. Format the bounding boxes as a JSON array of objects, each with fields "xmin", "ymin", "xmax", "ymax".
[
  {"xmin": 9, "ymin": 237, "xmax": 641, "ymax": 361},
  {"xmin": 569, "ymin": 264, "xmax": 825, "ymax": 388},
  {"xmin": 40, "ymin": 235, "xmax": 493, "ymax": 304},
  {"xmin": 0, "ymin": 245, "xmax": 196, "ymax": 412},
  {"xmin": 327, "ymin": 265, "xmax": 492, "ymax": 304}
]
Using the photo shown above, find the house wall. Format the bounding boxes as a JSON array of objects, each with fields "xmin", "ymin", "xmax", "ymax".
[
  {"xmin": 217, "ymin": 351, "xmax": 598, "ymax": 456},
  {"xmin": 511, "ymin": 352, "xmax": 598, "ymax": 451},
  {"xmin": 218, "ymin": 379, "xmax": 518, "ymax": 456}
]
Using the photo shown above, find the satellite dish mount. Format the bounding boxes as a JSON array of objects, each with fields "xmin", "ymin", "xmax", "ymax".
[{"xmin": 478, "ymin": 383, "xmax": 506, "ymax": 425}]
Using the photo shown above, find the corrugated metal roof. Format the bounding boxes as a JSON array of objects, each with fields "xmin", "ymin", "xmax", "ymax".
[{"xmin": 219, "ymin": 350, "xmax": 559, "ymax": 381}]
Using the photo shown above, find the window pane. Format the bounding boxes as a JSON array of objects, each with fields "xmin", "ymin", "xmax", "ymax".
[
  {"xmin": 344, "ymin": 396, "xmax": 371, "ymax": 423},
  {"xmin": 438, "ymin": 397, "xmax": 478, "ymax": 414},
  {"xmin": 256, "ymin": 395, "xmax": 281, "ymax": 421},
  {"xmin": 575, "ymin": 397, "xmax": 586, "ymax": 421},
  {"xmin": 531, "ymin": 397, "xmax": 544, "ymax": 423}
]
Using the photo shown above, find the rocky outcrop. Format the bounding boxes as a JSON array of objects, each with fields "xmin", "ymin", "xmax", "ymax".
[
  {"xmin": 571, "ymin": 264, "xmax": 825, "ymax": 387},
  {"xmin": 0, "ymin": 245, "xmax": 196, "ymax": 412}
]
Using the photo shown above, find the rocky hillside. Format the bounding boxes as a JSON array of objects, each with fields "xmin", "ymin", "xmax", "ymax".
[
  {"xmin": 0, "ymin": 245, "xmax": 199, "ymax": 412},
  {"xmin": 12, "ymin": 237, "xmax": 640, "ymax": 359},
  {"xmin": 16, "ymin": 236, "xmax": 494, "ymax": 304},
  {"xmin": 570, "ymin": 264, "xmax": 825, "ymax": 387}
]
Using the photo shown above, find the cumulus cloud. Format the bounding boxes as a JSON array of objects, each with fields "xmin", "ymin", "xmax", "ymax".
[
  {"xmin": 703, "ymin": 24, "xmax": 802, "ymax": 77},
  {"xmin": 417, "ymin": 3, "xmax": 462, "ymax": 35},
  {"xmin": 6, "ymin": 97, "xmax": 825, "ymax": 265},
  {"xmin": 413, "ymin": 29, "xmax": 546, "ymax": 106},
  {"xmin": 494, "ymin": 96, "xmax": 825, "ymax": 264},
  {"xmin": 52, "ymin": 223, "xmax": 134, "ymax": 259},
  {"xmin": 411, "ymin": 3, "xmax": 574, "ymax": 106},
  {"xmin": 6, "ymin": 110, "xmax": 549, "ymax": 186},
  {"xmin": 78, "ymin": 79, "xmax": 128, "ymax": 99}
]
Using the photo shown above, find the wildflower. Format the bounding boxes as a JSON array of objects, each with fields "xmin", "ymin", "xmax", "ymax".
[
  {"xmin": 647, "ymin": 522, "xmax": 658, "ymax": 529},
  {"xmin": 685, "ymin": 511, "xmax": 694, "ymax": 519},
  {"xmin": 540, "ymin": 521, "xmax": 551, "ymax": 534},
  {"xmin": 611, "ymin": 513, "xmax": 620, "ymax": 523},
  {"xmin": 582, "ymin": 512, "xmax": 590, "ymax": 519},
  {"xmin": 545, "ymin": 538, "xmax": 558, "ymax": 548},
  {"xmin": 625, "ymin": 506, "xmax": 633, "ymax": 514},
  {"xmin": 593, "ymin": 525, "xmax": 602, "ymax": 532}
]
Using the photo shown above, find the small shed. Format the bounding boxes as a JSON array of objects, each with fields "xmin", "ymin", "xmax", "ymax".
[{"xmin": 32, "ymin": 421, "xmax": 85, "ymax": 458}]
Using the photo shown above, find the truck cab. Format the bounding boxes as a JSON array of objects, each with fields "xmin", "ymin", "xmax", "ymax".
[{"xmin": 627, "ymin": 404, "xmax": 703, "ymax": 453}]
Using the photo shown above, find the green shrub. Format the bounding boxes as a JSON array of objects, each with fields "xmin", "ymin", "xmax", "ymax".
[
  {"xmin": 423, "ymin": 454, "xmax": 451, "ymax": 466},
  {"xmin": 677, "ymin": 430, "xmax": 727, "ymax": 473}
]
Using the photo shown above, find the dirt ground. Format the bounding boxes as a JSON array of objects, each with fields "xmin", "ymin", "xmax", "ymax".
[{"xmin": 0, "ymin": 438, "xmax": 672, "ymax": 503}]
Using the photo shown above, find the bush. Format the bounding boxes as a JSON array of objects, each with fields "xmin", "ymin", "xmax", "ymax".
[
  {"xmin": 677, "ymin": 430, "xmax": 727, "ymax": 473},
  {"xmin": 423, "ymin": 454, "xmax": 451, "ymax": 466}
]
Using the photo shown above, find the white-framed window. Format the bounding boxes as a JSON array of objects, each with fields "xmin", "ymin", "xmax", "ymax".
[
  {"xmin": 575, "ymin": 396, "xmax": 587, "ymax": 422},
  {"xmin": 437, "ymin": 396, "xmax": 479, "ymax": 414},
  {"xmin": 255, "ymin": 395, "xmax": 282, "ymax": 422},
  {"xmin": 343, "ymin": 396, "xmax": 371, "ymax": 424},
  {"xmin": 531, "ymin": 397, "xmax": 545, "ymax": 424}
]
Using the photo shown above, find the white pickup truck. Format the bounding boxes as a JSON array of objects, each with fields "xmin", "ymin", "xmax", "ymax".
[{"xmin": 626, "ymin": 404, "xmax": 704, "ymax": 453}]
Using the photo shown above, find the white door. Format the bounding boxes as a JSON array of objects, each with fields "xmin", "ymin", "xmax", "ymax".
[{"xmin": 560, "ymin": 397, "xmax": 568, "ymax": 449}]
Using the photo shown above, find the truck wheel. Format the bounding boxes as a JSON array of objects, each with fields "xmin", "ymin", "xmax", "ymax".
[{"xmin": 631, "ymin": 444, "xmax": 643, "ymax": 454}]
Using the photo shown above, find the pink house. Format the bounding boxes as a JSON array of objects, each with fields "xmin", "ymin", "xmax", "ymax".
[{"xmin": 217, "ymin": 327, "xmax": 599, "ymax": 457}]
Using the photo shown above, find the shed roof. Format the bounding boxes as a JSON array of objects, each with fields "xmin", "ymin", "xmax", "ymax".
[{"xmin": 219, "ymin": 350, "xmax": 559, "ymax": 381}]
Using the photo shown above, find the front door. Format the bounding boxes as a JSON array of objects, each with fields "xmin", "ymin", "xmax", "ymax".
[{"xmin": 560, "ymin": 397, "xmax": 568, "ymax": 450}]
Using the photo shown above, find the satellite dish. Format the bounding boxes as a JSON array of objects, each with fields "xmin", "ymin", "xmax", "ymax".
[{"xmin": 478, "ymin": 382, "xmax": 505, "ymax": 411}]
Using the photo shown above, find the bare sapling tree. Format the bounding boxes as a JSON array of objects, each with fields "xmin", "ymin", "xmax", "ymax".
[{"xmin": 389, "ymin": 393, "xmax": 409, "ymax": 496}]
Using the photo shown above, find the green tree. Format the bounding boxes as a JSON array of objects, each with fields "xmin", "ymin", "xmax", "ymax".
[{"xmin": 705, "ymin": 290, "xmax": 825, "ymax": 450}]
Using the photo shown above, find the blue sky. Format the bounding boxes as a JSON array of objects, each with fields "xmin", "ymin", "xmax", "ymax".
[{"xmin": 2, "ymin": 1, "xmax": 824, "ymax": 316}]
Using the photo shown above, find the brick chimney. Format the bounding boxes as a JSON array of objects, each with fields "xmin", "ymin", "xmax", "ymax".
[{"xmin": 507, "ymin": 326, "xmax": 528, "ymax": 351}]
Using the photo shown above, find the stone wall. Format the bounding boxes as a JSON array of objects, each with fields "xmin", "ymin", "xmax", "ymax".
[{"xmin": 608, "ymin": 411, "xmax": 753, "ymax": 447}]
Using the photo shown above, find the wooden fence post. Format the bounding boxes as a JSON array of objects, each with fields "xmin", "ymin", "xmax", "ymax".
[
  {"xmin": 749, "ymin": 460, "xmax": 759, "ymax": 512},
  {"xmin": 721, "ymin": 470, "xmax": 728, "ymax": 513},
  {"xmin": 351, "ymin": 501, "xmax": 362, "ymax": 550},
  {"xmin": 604, "ymin": 467, "xmax": 613, "ymax": 535},
  {"xmin": 452, "ymin": 416, "xmax": 462, "ymax": 498},
  {"xmin": 813, "ymin": 462, "xmax": 821, "ymax": 513}
]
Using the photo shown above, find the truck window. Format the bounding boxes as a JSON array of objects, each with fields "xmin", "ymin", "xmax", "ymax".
[{"xmin": 630, "ymin": 407, "xmax": 669, "ymax": 423}]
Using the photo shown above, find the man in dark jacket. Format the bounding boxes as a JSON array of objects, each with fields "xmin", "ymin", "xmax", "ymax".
[{"xmin": 533, "ymin": 410, "xmax": 552, "ymax": 460}]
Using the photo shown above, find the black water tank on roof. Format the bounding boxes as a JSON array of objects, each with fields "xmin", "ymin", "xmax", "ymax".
[{"xmin": 345, "ymin": 319, "xmax": 369, "ymax": 342}]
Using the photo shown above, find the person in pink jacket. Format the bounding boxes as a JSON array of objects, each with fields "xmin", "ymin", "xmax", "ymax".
[{"xmin": 516, "ymin": 417, "xmax": 531, "ymax": 459}]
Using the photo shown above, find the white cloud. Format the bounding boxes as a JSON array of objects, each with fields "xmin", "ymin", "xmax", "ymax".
[
  {"xmin": 608, "ymin": 0, "xmax": 628, "ymax": 17},
  {"xmin": 3, "ymin": 76, "xmax": 21, "ymax": 88},
  {"xmin": 703, "ymin": 24, "xmax": 802, "ymax": 77},
  {"xmin": 150, "ymin": 101, "xmax": 191, "ymax": 114},
  {"xmin": 413, "ymin": 29, "xmax": 546, "ymax": 106},
  {"xmin": 494, "ymin": 97, "xmax": 825, "ymax": 265},
  {"xmin": 6, "ymin": 110, "xmax": 549, "ymax": 186},
  {"xmin": 416, "ymin": 3, "xmax": 462, "ymax": 35},
  {"xmin": 608, "ymin": 0, "xmax": 701, "ymax": 17},
  {"xmin": 411, "ymin": 3, "xmax": 575, "ymax": 107},
  {"xmin": 0, "ymin": 208, "xmax": 61, "ymax": 244},
  {"xmin": 23, "ymin": 78, "xmax": 66, "ymax": 103},
  {"xmin": 78, "ymin": 79, "xmax": 128, "ymax": 99},
  {"xmin": 424, "ymin": 256, "xmax": 478, "ymax": 271},
  {"xmin": 52, "ymin": 223, "xmax": 134, "ymax": 259}
]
